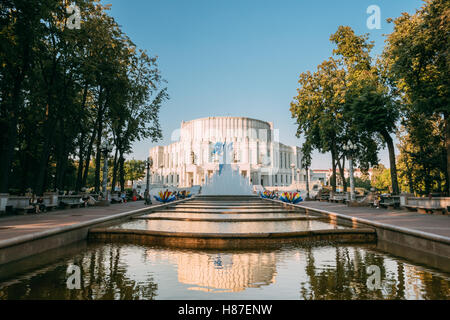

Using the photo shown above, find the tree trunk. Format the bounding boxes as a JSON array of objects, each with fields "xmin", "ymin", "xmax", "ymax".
[
  {"xmin": 94, "ymin": 134, "xmax": 102, "ymax": 193},
  {"xmin": 305, "ymin": 166, "xmax": 310, "ymax": 199},
  {"xmin": 54, "ymin": 117, "xmax": 69, "ymax": 191},
  {"xmin": 337, "ymin": 156, "xmax": 347, "ymax": 192},
  {"xmin": 111, "ymin": 147, "xmax": 119, "ymax": 193},
  {"xmin": 19, "ymin": 147, "xmax": 31, "ymax": 193},
  {"xmin": 405, "ymin": 161, "xmax": 414, "ymax": 194},
  {"xmin": 82, "ymin": 124, "xmax": 98, "ymax": 189},
  {"xmin": 0, "ymin": 115, "xmax": 18, "ymax": 193},
  {"xmin": 35, "ymin": 124, "xmax": 54, "ymax": 195},
  {"xmin": 75, "ymin": 133, "xmax": 85, "ymax": 191},
  {"xmin": 0, "ymin": 71, "xmax": 25, "ymax": 192},
  {"xmin": 55, "ymin": 152, "xmax": 68, "ymax": 191},
  {"xmin": 381, "ymin": 129, "xmax": 400, "ymax": 195},
  {"xmin": 0, "ymin": 31, "xmax": 32, "ymax": 193},
  {"xmin": 445, "ymin": 114, "xmax": 450, "ymax": 195},
  {"xmin": 93, "ymin": 110, "xmax": 104, "ymax": 193},
  {"xmin": 75, "ymin": 83, "xmax": 89, "ymax": 191},
  {"xmin": 119, "ymin": 153, "xmax": 125, "ymax": 192},
  {"xmin": 93, "ymin": 90, "xmax": 105, "ymax": 193},
  {"xmin": 331, "ymin": 148, "xmax": 337, "ymax": 192},
  {"xmin": 35, "ymin": 57, "xmax": 58, "ymax": 195}
]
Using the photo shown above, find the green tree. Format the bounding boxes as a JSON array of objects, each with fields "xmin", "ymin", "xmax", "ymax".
[
  {"xmin": 346, "ymin": 176, "xmax": 372, "ymax": 191},
  {"xmin": 291, "ymin": 29, "xmax": 381, "ymax": 193},
  {"xmin": 384, "ymin": 0, "xmax": 450, "ymax": 193},
  {"xmin": 290, "ymin": 58, "xmax": 347, "ymax": 192},
  {"xmin": 0, "ymin": 1, "xmax": 166, "ymax": 195},
  {"xmin": 330, "ymin": 26, "xmax": 400, "ymax": 195},
  {"xmin": 371, "ymin": 164, "xmax": 392, "ymax": 192},
  {"xmin": 397, "ymin": 112, "xmax": 447, "ymax": 195},
  {"xmin": 123, "ymin": 160, "xmax": 146, "ymax": 187},
  {"xmin": 0, "ymin": 0, "xmax": 59, "ymax": 193}
]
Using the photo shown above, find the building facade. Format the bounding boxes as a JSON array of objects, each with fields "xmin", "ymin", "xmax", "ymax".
[{"xmin": 148, "ymin": 117, "xmax": 306, "ymax": 188}]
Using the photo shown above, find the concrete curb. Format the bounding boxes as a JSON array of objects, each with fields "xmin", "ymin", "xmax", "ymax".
[
  {"xmin": 264, "ymin": 198, "xmax": 450, "ymax": 245},
  {"xmin": 88, "ymin": 227, "xmax": 377, "ymax": 250},
  {"xmin": 89, "ymin": 227, "xmax": 376, "ymax": 239},
  {"xmin": 132, "ymin": 216, "xmax": 324, "ymax": 222}
]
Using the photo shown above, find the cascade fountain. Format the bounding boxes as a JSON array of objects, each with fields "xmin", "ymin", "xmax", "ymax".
[{"xmin": 201, "ymin": 142, "xmax": 253, "ymax": 196}]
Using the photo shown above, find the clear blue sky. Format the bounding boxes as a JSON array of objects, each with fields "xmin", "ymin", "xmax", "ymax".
[{"xmin": 103, "ymin": 0, "xmax": 424, "ymax": 169}]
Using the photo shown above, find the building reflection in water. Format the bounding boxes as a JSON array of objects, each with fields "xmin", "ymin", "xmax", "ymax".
[
  {"xmin": 146, "ymin": 250, "xmax": 278, "ymax": 292},
  {"xmin": 0, "ymin": 244, "xmax": 159, "ymax": 300},
  {"xmin": 0, "ymin": 243, "xmax": 448, "ymax": 300}
]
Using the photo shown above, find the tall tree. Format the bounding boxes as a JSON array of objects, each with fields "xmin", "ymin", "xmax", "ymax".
[
  {"xmin": 384, "ymin": 0, "xmax": 450, "ymax": 193},
  {"xmin": 0, "ymin": 1, "xmax": 167, "ymax": 195},
  {"xmin": 290, "ymin": 58, "xmax": 347, "ymax": 192},
  {"xmin": 0, "ymin": 0, "xmax": 57, "ymax": 192},
  {"xmin": 397, "ymin": 112, "xmax": 447, "ymax": 194},
  {"xmin": 330, "ymin": 26, "xmax": 400, "ymax": 194},
  {"xmin": 291, "ymin": 38, "xmax": 380, "ymax": 193}
]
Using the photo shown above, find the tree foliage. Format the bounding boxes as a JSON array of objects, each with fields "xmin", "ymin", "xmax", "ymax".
[
  {"xmin": 0, "ymin": 0, "xmax": 167, "ymax": 194},
  {"xmin": 384, "ymin": 0, "xmax": 450, "ymax": 194},
  {"xmin": 291, "ymin": 27, "xmax": 392, "ymax": 192},
  {"xmin": 292, "ymin": 0, "xmax": 448, "ymax": 195}
]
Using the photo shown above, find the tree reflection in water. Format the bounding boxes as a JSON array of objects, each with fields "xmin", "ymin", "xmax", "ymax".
[
  {"xmin": 0, "ymin": 244, "xmax": 158, "ymax": 300},
  {"xmin": 0, "ymin": 243, "xmax": 448, "ymax": 300},
  {"xmin": 300, "ymin": 244, "xmax": 449, "ymax": 300}
]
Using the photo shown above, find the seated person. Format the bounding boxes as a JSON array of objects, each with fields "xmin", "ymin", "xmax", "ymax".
[
  {"xmin": 87, "ymin": 196, "xmax": 97, "ymax": 206},
  {"xmin": 31, "ymin": 196, "xmax": 46, "ymax": 213}
]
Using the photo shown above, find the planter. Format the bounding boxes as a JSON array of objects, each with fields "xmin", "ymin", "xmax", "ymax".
[
  {"xmin": 406, "ymin": 197, "xmax": 450, "ymax": 208},
  {"xmin": 43, "ymin": 192, "xmax": 58, "ymax": 205}
]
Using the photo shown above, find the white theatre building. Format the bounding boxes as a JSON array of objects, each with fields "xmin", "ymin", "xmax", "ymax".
[{"xmin": 148, "ymin": 117, "xmax": 307, "ymax": 188}]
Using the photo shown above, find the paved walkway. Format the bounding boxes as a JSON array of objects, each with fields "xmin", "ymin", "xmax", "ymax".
[
  {"xmin": 1, "ymin": 199, "xmax": 449, "ymax": 243},
  {"xmin": 0, "ymin": 201, "xmax": 154, "ymax": 241},
  {"xmin": 299, "ymin": 201, "xmax": 450, "ymax": 239}
]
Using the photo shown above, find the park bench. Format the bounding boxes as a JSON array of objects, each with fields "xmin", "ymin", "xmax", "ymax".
[
  {"xmin": 7, "ymin": 196, "xmax": 34, "ymax": 214},
  {"xmin": 329, "ymin": 194, "xmax": 347, "ymax": 203},
  {"xmin": 59, "ymin": 195, "xmax": 84, "ymax": 209},
  {"xmin": 404, "ymin": 205, "xmax": 447, "ymax": 215},
  {"xmin": 110, "ymin": 193, "xmax": 123, "ymax": 204},
  {"xmin": 42, "ymin": 196, "xmax": 58, "ymax": 211}
]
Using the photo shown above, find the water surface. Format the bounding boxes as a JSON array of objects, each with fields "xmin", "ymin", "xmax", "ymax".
[
  {"xmin": 109, "ymin": 219, "xmax": 345, "ymax": 234},
  {"xmin": 0, "ymin": 242, "xmax": 448, "ymax": 300}
]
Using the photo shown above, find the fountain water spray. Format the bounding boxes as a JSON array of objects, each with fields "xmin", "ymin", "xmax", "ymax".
[{"xmin": 201, "ymin": 142, "xmax": 254, "ymax": 195}]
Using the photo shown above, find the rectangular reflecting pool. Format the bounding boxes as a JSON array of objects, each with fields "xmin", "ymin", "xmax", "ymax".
[
  {"xmin": 139, "ymin": 212, "xmax": 312, "ymax": 219},
  {"xmin": 0, "ymin": 242, "xmax": 448, "ymax": 300},
  {"xmin": 108, "ymin": 219, "xmax": 346, "ymax": 234}
]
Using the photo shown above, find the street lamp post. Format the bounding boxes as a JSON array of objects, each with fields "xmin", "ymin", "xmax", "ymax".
[
  {"xmin": 343, "ymin": 142, "xmax": 357, "ymax": 201},
  {"xmin": 100, "ymin": 141, "xmax": 113, "ymax": 202},
  {"xmin": 146, "ymin": 157, "xmax": 153, "ymax": 192},
  {"xmin": 145, "ymin": 157, "xmax": 153, "ymax": 205},
  {"xmin": 303, "ymin": 168, "xmax": 310, "ymax": 199}
]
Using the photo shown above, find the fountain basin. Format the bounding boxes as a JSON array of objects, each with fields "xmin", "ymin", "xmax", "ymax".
[
  {"xmin": 88, "ymin": 227, "xmax": 376, "ymax": 249},
  {"xmin": 160, "ymin": 208, "xmax": 302, "ymax": 213},
  {"xmin": 137, "ymin": 212, "xmax": 318, "ymax": 220},
  {"xmin": 106, "ymin": 219, "xmax": 346, "ymax": 234}
]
